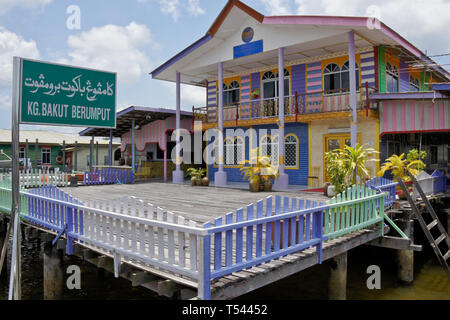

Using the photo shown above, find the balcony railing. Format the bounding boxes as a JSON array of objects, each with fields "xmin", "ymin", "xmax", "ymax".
[{"xmin": 194, "ymin": 85, "xmax": 377, "ymax": 124}]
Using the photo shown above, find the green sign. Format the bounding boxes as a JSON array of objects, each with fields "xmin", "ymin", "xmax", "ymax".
[{"xmin": 19, "ymin": 58, "xmax": 116, "ymax": 128}]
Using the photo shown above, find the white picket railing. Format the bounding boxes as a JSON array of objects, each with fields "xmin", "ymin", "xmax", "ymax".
[{"xmin": 0, "ymin": 169, "xmax": 69, "ymax": 188}]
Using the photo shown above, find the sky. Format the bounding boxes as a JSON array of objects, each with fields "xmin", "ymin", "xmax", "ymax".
[{"xmin": 0, "ymin": 0, "xmax": 449, "ymax": 134}]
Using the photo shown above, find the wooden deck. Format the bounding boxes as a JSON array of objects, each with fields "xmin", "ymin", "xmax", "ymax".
[{"xmin": 61, "ymin": 182, "xmax": 328, "ymax": 224}]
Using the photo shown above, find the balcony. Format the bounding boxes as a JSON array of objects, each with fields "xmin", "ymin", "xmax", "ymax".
[{"xmin": 193, "ymin": 86, "xmax": 377, "ymax": 124}]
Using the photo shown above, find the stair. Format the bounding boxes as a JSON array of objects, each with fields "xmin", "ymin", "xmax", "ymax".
[{"xmin": 396, "ymin": 172, "xmax": 450, "ymax": 279}]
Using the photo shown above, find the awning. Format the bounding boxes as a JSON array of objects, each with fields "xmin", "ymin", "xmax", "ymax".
[{"xmin": 379, "ymin": 99, "xmax": 450, "ymax": 135}]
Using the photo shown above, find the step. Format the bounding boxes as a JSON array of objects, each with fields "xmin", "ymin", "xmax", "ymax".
[
  {"xmin": 427, "ymin": 219, "xmax": 439, "ymax": 230},
  {"xmin": 435, "ymin": 234, "xmax": 447, "ymax": 246},
  {"xmin": 444, "ymin": 250, "xmax": 450, "ymax": 261}
]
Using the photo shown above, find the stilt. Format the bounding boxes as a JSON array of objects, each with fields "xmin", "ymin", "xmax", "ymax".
[
  {"xmin": 42, "ymin": 234, "xmax": 65, "ymax": 300},
  {"xmin": 396, "ymin": 217, "xmax": 414, "ymax": 284},
  {"xmin": 328, "ymin": 252, "xmax": 347, "ymax": 300}
]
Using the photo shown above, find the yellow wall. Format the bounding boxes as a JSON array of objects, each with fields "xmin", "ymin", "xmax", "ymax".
[{"xmin": 310, "ymin": 118, "xmax": 379, "ymax": 186}]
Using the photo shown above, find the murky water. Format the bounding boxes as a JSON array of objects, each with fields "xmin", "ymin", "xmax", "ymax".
[{"xmin": 1, "ymin": 231, "xmax": 449, "ymax": 300}]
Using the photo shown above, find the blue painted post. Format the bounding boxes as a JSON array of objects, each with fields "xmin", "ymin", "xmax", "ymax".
[
  {"xmin": 274, "ymin": 196, "xmax": 281, "ymax": 251},
  {"xmin": 282, "ymin": 197, "xmax": 289, "ymax": 249},
  {"xmin": 255, "ymin": 200, "xmax": 263, "ymax": 257},
  {"xmin": 213, "ymin": 217, "xmax": 222, "ymax": 270},
  {"xmin": 298, "ymin": 199, "xmax": 304, "ymax": 244},
  {"xmin": 265, "ymin": 196, "xmax": 273, "ymax": 255},
  {"xmin": 313, "ymin": 209, "xmax": 324, "ymax": 264},
  {"xmin": 236, "ymin": 209, "xmax": 244, "ymax": 263},
  {"xmin": 225, "ymin": 213, "xmax": 233, "ymax": 267},
  {"xmin": 348, "ymin": 31, "xmax": 358, "ymax": 147},
  {"xmin": 290, "ymin": 198, "xmax": 297, "ymax": 246},
  {"xmin": 305, "ymin": 200, "xmax": 311, "ymax": 242},
  {"xmin": 200, "ymin": 222, "xmax": 211, "ymax": 300},
  {"xmin": 246, "ymin": 204, "xmax": 254, "ymax": 261},
  {"xmin": 65, "ymin": 193, "xmax": 73, "ymax": 255}
]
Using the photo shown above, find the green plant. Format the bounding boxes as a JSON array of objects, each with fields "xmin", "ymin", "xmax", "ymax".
[
  {"xmin": 186, "ymin": 168, "xmax": 206, "ymax": 180},
  {"xmin": 240, "ymin": 148, "xmax": 279, "ymax": 184},
  {"xmin": 406, "ymin": 148, "xmax": 427, "ymax": 172},
  {"xmin": 325, "ymin": 144, "xmax": 378, "ymax": 194},
  {"xmin": 377, "ymin": 152, "xmax": 425, "ymax": 181}
]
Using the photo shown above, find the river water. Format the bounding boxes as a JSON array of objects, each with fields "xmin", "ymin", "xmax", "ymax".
[{"xmin": 0, "ymin": 232, "xmax": 449, "ymax": 300}]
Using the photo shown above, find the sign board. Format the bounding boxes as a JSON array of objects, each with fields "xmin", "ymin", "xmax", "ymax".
[{"xmin": 18, "ymin": 58, "xmax": 116, "ymax": 128}]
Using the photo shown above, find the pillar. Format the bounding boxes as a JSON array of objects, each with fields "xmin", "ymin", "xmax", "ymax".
[
  {"xmin": 90, "ymin": 136, "xmax": 94, "ymax": 172},
  {"xmin": 34, "ymin": 138, "xmax": 38, "ymax": 168},
  {"xmin": 42, "ymin": 235, "xmax": 64, "ymax": 300},
  {"xmin": 96, "ymin": 141, "xmax": 99, "ymax": 166},
  {"xmin": 25, "ymin": 139, "xmax": 29, "ymax": 170},
  {"xmin": 74, "ymin": 141, "xmax": 78, "ymax": 171},
  {"xmin": 214, "ymin": 62, "xmax": 227, "ymax": 186},
  {"xmin": 172, "ymin": 72, "xmax": 184, "ymax": 183},
  {"xmin": 348, "ymin": 31, "xmax": 358, "ymax": 147},
  {"xmin": 109, "ymin": 129, "xmax": 113, "ymax": 166},
  {"xmin": 397, "ymin": 216, "xmax": 414, "ymax": 284},
  {"xmin": 274, "ymin": 47, "xmax": 289, "ymax": 191},
  {"xmin": 132, "ymin": 119, "xmax": 136, "ymax": 173},
  {"xmin": 328, "ymin": 252, "xmax": 347, "ymax": 300},
  {"xmin": 164, "ymin": 136, "xmax": 168, "ymax": 182},
  {"xmin": 62, "ymin": 140, "xmax": 66, "ymax": 172}
]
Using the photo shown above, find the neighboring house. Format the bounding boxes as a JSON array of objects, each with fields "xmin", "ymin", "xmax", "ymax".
[
  {"xmin": 0, "ymin": 130, "xmax": 121, "ymax": 172},
  {"xmin": 150, "ymin": 0, "xmax": 450, "ymax": 187}
]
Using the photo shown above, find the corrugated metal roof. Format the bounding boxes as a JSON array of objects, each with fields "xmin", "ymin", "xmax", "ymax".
[{"xmin": 0, "ymin": 129, "xmax": 120, "ymax": 146}]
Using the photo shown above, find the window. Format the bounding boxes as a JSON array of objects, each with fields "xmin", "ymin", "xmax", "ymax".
[
  {"xmin": 261, "ymin": 135, "xmax": 279, "ymax": 166},
  {"xmin": 324, "ymin": 61, "xmax": 359, "ymax": 93},
  {"xmin": 285, "ymin": 135, "xmax": 298, "ymax": 168},
  {"xmin": 410, "ymin": 75, "xmax": 420, "ymax": 92},
  {"xmin": 41, "ymin": 148, "xmax": 51, "ymax": 164},
  {"xmin": 223, "ymin": 81, "xmax": 240, "ymax": 106},
  {"xmin": 386, "ymin": 63, "xmax": 399, "ymax": 93},
  {"xmin": 19, "ymin": 147, "xmax": 25, "ymax": 159},
  {"xmin": 261, "ymin": 69, "xmax": 290, "ymax": 99},
  {"xmin": 224, "ymin": 137, "xmax": 244, "ymax": 166}
]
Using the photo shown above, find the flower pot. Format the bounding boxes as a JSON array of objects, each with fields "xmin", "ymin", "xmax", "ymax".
[
  {"xmin": 263, "ymin": 179, "xmax": 272, "ymax": 192},
  {"xmin": 323, "ymin": 182, "xmax": 331, "ymax": 196},
  {"xmin": 201, "ymin": 177, "xmax": 210, "ymax": 186},
  {"xmin": 249, "ymin": 176, "xmax": 260, "ymax": 192},
  {"xmin": 190, "ymin": 177, "xmax": 197, "ymax": 186},
  {"xmin": 327, "ymin": 185, "xmax": 336, "ymax": 197}
]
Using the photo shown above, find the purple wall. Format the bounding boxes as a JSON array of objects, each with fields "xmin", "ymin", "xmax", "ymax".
[
  {"xmin": 291, "ymin": 63, "xmax": 306, "ymax": 95},
  {"xmin": 251, "ymin": 72, "xmax": 261, "ymax": 118}
]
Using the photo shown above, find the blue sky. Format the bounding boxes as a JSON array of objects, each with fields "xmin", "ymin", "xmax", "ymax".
[{"xmin": 0, "ymin": 0, "xmax": 449, "ymax": 134}]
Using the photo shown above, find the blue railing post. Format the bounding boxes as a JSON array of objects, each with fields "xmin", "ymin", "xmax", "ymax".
[
  {"xmin": 66, "ymin": 202, "xmax": 74, "ymax": 255},
  {"xmin": 313, "ymin": 210, "xmax": 324, "ymax": 264},
  {"xmin": 199, "ymin": 222, "xmax": 211, "ymax": 300}
]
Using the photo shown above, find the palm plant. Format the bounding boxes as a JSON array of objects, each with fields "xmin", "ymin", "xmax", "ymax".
[
  {"xmin": 344, "ymin": 144, "xmax": 379, "ymax": 185},
  {"xmin": 240, "ymin": 147, "xmax": 279, "ymax": 191},
  {"xmin": 377, "ymin": 153, "xmax": 425, "ymax": 181}
]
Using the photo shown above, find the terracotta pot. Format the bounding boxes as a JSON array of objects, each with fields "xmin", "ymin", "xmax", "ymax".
[
  {"xmin": 201, "ymin": 177, "xmax": 210, "ymax": 186},
  {"xmin": 249, "ymin": 176, "xmax": 260, "ymax": 192},
  {"xmin": 190, "ymin": 177, "xmax": 197, "ymax": 186},
  {"xmin": 195, "ymin": 179, "xmax": 203, "ymax": 186}
]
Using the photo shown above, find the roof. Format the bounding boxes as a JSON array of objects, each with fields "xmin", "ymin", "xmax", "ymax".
[
  {"xmin": 79, "ymin": 106, "xmax": 193, "ymax": 137},
  {"xmin": 151, "ymin": 0, "xmax": 450, "ymax": 85},
  {"xmin": 0, "ymin": 130, "xmax": 119, "ymax": 146}
]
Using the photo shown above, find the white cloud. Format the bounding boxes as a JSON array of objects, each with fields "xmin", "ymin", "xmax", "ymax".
[
  {"xmin": 294, "ymin": 0, "xmax": 450, "ymax": 54},
  {"xmin": 0, "ymin": 27, "xmax": 40, "ymax": 87},
  {"xmin": 261, "ymin": 0, "xmax": 292, "ymax": 15},
  {"xmin": 164, "ymin": 82, "xmax": 205, "ymax": 109},
  {"xmin": 0, "ymin": 0, "xmax": 52, "ymax": 15},
  {"xmin": 186, "ymin": 0, "xmax": 205, "ymax": 16},
  {"xmin": 0, "ymin": 94, "xmax": 10, "ymax": 110},
  {"xmin": 158, "ymin": 0, "xmax": 180, "ymax": 21},
  {"xmin": 64, "ymin": 22, "xmax": 154, "ymax": 85}
]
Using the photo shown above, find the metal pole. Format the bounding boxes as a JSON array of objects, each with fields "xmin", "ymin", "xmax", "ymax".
[
  {"xmin": 74, "ymin": 141, "xmax": 78, "ymax": 171},
  {"xmin": 62, "ymin": 140, "xmax": 66, "ymax": 172},
  {"xmin": 25, "ymin": 139, "xmax": 29, "ymax": 170},
  {"xmin": 34, "ymin": 138, "xmax": 38, "ymax": 168},
  {"xmin": 109, "ymin": 129, "xmax": 113, "ymax": 166},
  {"xmin": 90, "ymin": 136, "xmax": 94, "ymax": 172},
  {"xmin": 132, "ymin": 119, "xmax": 135, "ymax": 173},
  {"xmin": 96, "ymin": 141, "xmax": 99, "ymax": 166},
  {"xmin": 9, "ymin": 56, "xmax": 22, "ymax": 300}
]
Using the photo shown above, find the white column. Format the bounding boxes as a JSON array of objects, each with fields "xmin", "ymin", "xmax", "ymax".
[
  {"xmin": 214, "ymin": 62, "xmax": 227, "ymax": 186},
  {"xmin": 274, "ymin": 47, "xmax": 289, "ymax": 190},
  {"xmin": 348, "ymin": 31, "xmax": 358, "ymax": 147},
  {"xmin": 173, "ymin": 71, "xmax": 184, "ymax": 184}
]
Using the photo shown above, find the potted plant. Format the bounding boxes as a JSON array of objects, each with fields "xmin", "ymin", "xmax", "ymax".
[
  {"xmin": 240, "ymin": 148, "xmax": 279, "ymax": 192},
  {"xmin": 186, "ymin": 168, "xmax": 208, "ymax": 186},
  {"xmin": 325, "ymin": 144, "xmax": 378, "ymax": 197},
  {"xmin": 377, "ymin": 149, "xmax": 426, "ymax": 199}
]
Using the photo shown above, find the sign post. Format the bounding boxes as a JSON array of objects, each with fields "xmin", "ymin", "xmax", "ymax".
[{"xmin": 6, "ymin": 57, "xmax": 116, "ymax": 299}]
